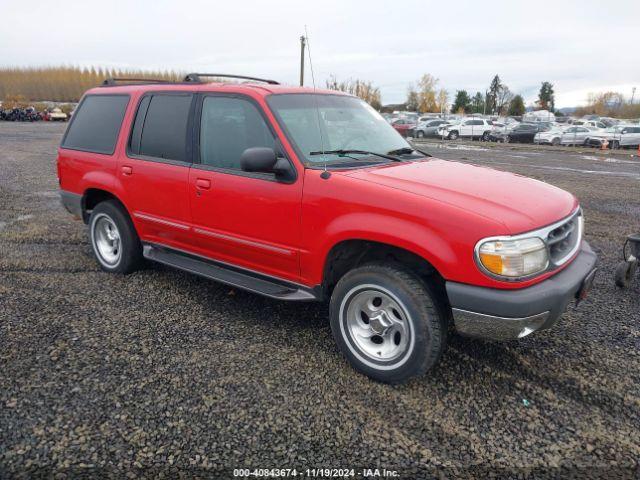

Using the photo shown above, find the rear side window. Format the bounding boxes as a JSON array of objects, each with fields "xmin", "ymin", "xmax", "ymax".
[
  {"xmin": 130, "ymin": 93, "xmax": 193, "ymax": 162},
  {"xmin": 61, "ymin": 95, "xmax": 129, "ymax": 154}
]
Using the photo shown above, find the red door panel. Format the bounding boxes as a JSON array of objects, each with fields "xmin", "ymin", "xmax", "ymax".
[{"xmin": 187, "ymin": 168, "xmax": 302, "ymax": 282}]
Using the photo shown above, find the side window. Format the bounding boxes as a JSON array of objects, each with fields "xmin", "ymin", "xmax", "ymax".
[
  {"xmin": 199, "ymin": 96, "xmax": 275, "ymax": 170},
  {"xmin": 133, "ymin": 94, "xmax": 193, "ymax": 162},
  {"xmin": 61, "ymin": 95, "xmax": 129, "ymax": 154}
]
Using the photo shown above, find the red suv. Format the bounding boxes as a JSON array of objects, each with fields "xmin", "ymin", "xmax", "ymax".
[{"xmin": 58, "ymin": 74, "xmax": 597, "ymax": 383}]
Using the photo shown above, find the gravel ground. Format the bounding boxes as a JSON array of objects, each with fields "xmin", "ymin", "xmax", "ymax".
[{"xmin": 1, "ymin": 122, "xmax": 639, "ymax": 479}]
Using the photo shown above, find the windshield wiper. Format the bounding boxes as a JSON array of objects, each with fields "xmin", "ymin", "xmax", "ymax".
[
  {"xmin": 387, "ymin": 147, "xmax": 432, "ymax": 158},
  {"xmin": 309, "ymin": 149, "xmax": 403, "ymax": 162}
]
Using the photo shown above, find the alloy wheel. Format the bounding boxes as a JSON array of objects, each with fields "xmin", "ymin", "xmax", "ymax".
[{"xmin": 341, "ymin": 286, "xmax": 413, "ymax": 366}]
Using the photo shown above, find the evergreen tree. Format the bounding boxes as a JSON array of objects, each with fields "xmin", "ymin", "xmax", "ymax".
[
  {"xmin": 451, "ymin": 90, "xmax": 471, "ymax": 114},
  {"xmin": 508, "ymin": 94, "xmax": 526, "ymax": 116},
  {"xmin": 538, "ymin": 81, "xmax": 555, "ymax": 111},
  {"xmin": 487, "ymin": 74, "xmax": 502, "ymax": 114}
]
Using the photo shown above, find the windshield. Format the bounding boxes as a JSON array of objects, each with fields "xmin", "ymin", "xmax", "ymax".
[{"xmin": 267, "ymin": 94, "xmax": 410, "ymax": 165}]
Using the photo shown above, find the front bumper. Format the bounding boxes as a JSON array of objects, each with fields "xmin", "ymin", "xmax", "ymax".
[{"xmin": 446, "ymin": 241, "xmax": 597, "ymax": 340}]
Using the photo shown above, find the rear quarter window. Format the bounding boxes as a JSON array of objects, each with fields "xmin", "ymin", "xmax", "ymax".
[{"xmin": 61, "ymin": 95, "xmax": 129, "ymax": 154}]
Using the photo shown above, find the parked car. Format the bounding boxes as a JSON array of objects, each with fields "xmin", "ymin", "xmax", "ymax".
[
  {"xmin": 391, "ymin": 118, "xmax": 416, "ymax": 137},
  {"xmin": 558, "ymin": 126, "xmax": 600, "ymax": 146},
  {"xmin": 437, "ymin": 118, "xmax": 493, "ymax": 140},
  {"xmin": 47, "ymin": 107, "xmax": 68, "ymax": 122},
  {"xmin": 571, "ymin": 119, "xmax": 606, "ymax": 129},
  {"xmin": 410, "ymin": 119, "xmax": 448, "ymax": 138},
  {"xmin": 23, "ymin": 106, "xmax": 41, "ymax": 122},
  {"xmin": 57, "ymin": 74, "xmax": 597, "ymax": 383},
  {"xmin": 492, "ymin": 123, "xmax": 543, "ymax": 143},
  {"xmin": 534, "ymin": 127, "xmax": 569, "ymax": 146},
  {"xmin": 585, "ymin": 125, "xmax": 640, "ymax": 149}
]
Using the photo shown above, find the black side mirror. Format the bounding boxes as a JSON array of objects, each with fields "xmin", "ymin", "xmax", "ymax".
[
  {"xmin": 241, "ymin": 147, "xmax": 277, "ymax": 172},
  {"xmin": 240, "ymin": 147, "xmax": 296, "ymax": 182}
]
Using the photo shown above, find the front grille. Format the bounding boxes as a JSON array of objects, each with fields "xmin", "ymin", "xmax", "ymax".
[{"xmin": 546, "ymin": 212, "xmax": 581, "ymax": 265}]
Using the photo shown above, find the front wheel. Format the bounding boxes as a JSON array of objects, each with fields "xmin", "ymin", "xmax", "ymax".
[
  {"xmin": 416, "ymin": 130, "xmax": 425, "ymax": 138},
  {"xmin": 447, "ymin": 131, "xmax": 459, "ymax": 140},
  {"xmin": 89, "ymin": 200, "xmax": 143, "ymax": 274},
  {"xmin": 482, "ymin": 131, "xmax": 490, "ymax": 141},
  {"xmin": 504, "ymin": 135, "xmax": 510, "ymax": 143},
  {"xmin": 329, "ymin": 263, "xmax": 448, "ymax": 383}
]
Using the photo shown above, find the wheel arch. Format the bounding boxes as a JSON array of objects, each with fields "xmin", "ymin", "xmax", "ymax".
[
  {"xmin": 320, "ymin": 239, "xmax": 449, "ymax": 304},
  {"xmin": 81, "ymin": 188, "xmax": 130, "ymax": 224}
]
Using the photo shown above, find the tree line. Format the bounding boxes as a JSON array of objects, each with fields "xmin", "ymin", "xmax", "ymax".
[
  {"xmin": 0, "ymin": 66, "xmax": 183, "ymax": 103},
  {"xmin": 2, "ymin": 66, "xmax": 638, "ymax": 119}
]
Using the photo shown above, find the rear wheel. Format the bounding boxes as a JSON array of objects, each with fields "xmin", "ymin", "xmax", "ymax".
[
  {"xmin": 329, "ymin": 263, "xmax": 448, "ymax": 383},
  {"xmin": 448, "ymin": 131, "xmax": 459, "ymax": 140},
  {"xmin": 551, "ymin": 137, "xmax": 560, "ymax": 146},
  {"xmin": 89, "ymin": 200, "xmax": 143, "ymax": 274},
  {"xmin": 416, "ymin": 130, "xmax": 425, "ymax": 138},
  {"xmin": 615, "ymin": 260, "xmax": 637, "ymax": 288},
  {"xmin": 482, "ymin": 131, "xmax": 490, "ymax": 141},
  {"xmin": 504, "ymin": 135, "xmax": 510, "ymax": 143}
]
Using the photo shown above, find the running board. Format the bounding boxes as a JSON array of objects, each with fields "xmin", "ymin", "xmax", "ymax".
[{"xmin": 142, "ymin": 244, "xmax": 319, "ymax": 301}]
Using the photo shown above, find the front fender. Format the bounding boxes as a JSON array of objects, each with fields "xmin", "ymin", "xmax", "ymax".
[{"xmin": 304, "ymin": 212, "xmax": 460, "ymax": 286}]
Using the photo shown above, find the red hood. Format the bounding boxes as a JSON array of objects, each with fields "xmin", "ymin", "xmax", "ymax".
[{"xmin": 342, "ymin": 159, "xmax": 578, "ymax": 234}]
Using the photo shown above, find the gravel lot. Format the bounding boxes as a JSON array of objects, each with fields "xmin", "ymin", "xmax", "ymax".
[{"xmin": 1, "ymin": 122, "xmax": 639, "ymax": 478}]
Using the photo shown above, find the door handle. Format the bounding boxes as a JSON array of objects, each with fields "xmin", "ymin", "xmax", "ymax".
[
  {"xmin": 121, "ymin": 165, "xmax": 133, "ymax": 176},
  {"xmin": 195, "ymin": 178, "xmax": 211, "ymax": 190}
]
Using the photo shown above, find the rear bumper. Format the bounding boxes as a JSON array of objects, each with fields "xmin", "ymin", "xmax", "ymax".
[
  {"xmin": 446, "ymin": 241, "xmax": 597, "ymax": 340},
  {"xmin": 60, "ymin": 190, "xmax": 83, "ymax": 219}
]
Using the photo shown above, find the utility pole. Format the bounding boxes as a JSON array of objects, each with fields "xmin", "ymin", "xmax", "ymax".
[
  {"xmin": 299, "ymin": 35, "xmax": 306, "ymax": 86},
  {"xmin": 631, "ymin": 87, "xmax": 636, "ymax": 105}
]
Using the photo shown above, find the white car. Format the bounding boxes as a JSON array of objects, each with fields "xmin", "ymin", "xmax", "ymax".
[
  {"xmin": 437, "ymin": 118, "xmax": 493, "ymax": 140},
  {"xmin": 48, "ymin": 108, "xmax": 68, "ymax": 122},
  {"xmin": 571, "ymin": 119, "xmax": 606, "ymax": 129},
  {"xmin": 534, "ymin": 127, "xmax": 568, "ymax": 146},
  {"xmin": 585, "ymin": 125, "xmax": 640, "ymax": 149}
]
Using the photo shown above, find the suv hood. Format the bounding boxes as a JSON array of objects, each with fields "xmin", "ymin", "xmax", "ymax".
[{"xmin": 343, "ymin": 159, "xmax": 577, "ymax": 234}]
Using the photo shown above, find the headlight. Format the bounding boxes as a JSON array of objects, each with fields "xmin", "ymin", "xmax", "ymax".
[{"xmin": 477, "ymin": 237, "xmax": 548, "ymax": 278}]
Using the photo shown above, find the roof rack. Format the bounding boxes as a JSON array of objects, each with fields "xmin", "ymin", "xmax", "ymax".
[
  {"xmin": 183, "ymin": 73, "xmax": 279, "ymax": 85},
  {"xmin": 101, "ymin": 78, "xmax": 172, "ymax": 86}
]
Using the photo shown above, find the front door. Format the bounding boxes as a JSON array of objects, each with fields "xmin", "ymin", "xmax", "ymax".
[{"xmin": 188, "ymin": 94, "xmax": 303, "ymax": 283}]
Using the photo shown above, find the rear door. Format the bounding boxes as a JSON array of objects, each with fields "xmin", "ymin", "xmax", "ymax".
[
  {"xmin": 119, "ymin": 92, "xmax": 196, "ymax": 250},
  {"xmin": 187, "ymin": 94, "xmax": 302, "ymax": 282}
]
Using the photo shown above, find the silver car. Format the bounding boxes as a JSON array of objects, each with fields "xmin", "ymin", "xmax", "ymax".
[
  {"xmin": 559, "ymin": 126, "xmax": 599, "ymax": 146},
  {"xmin": 412, "ymin": 119, "xmax": 448, "ymax": 138},
  {"xmin": 586, "ymin": 125, "xmax": 640, "ymax": 149}
]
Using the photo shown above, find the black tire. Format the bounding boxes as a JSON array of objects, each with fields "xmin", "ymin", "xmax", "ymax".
[
  {"xmin": 482, "ymin": 131, "xmax": 490, "ymax": 141},
  {"xmin": 416, "ymin": 131, "xmax": 425, "ymax": 138},
  {"xmin": 551, "ymin": 137, "xmax": 560, "ymax": 146},
  {"xmin": 329, "ymin": 263, "xmax": 448, "ymax": 384},
  {"xmin": 504, "ymin": 135, "xmax": 510, "ymax": 143},
  {"xmin": 615, "ymin": 261, "xmax": 636, "ymax": 289},
  {"xmin": 448, "ymin": 131, "xmax": 459, "ymax": 140},
  {"xmin": 610, "ymin": 140, "xmax": 619, "ymax": 150},
  {"xmin": 88, "ymin": 200, "xmax": 143, "ymax": 274}
]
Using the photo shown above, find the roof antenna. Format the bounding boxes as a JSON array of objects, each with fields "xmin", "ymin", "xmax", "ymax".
[{"xmin": 305, "ymin": 26, "xmax": 330, "ymax": 179}]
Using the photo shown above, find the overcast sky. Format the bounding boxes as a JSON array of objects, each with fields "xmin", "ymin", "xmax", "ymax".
[{"xmin": 1, "ymin": 0, "xmax": 638, "ymax": 107}]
